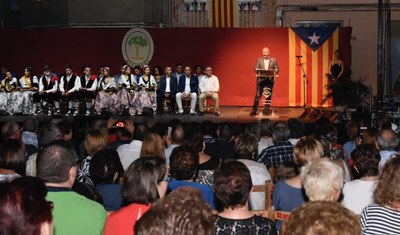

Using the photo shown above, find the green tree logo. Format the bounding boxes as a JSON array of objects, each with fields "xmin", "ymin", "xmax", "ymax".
[{"xmin": 128, "ymin": 35, "xmax": 148, "ymax": 60}]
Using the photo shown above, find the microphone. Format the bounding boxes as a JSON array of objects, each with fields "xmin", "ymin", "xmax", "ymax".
[{"xmin": 296, "ymin": 55, "xmax": 302, "ymax": 58}]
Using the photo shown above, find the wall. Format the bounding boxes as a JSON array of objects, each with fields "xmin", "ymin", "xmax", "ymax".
[{"xmin": 0, "ymin": 27, "xmax": 351, "ymax": 107}]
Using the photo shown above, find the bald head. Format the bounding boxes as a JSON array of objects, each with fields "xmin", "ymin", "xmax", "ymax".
[
  {"xmin": 377, "ymin": 129, "xmax": 398, "ymax": 151},
  {"xmin": 262, "ymin": 47, "xmax": 270, "ymax": 59}
]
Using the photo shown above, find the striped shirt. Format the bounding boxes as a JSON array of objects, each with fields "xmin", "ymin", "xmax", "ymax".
[{"xmin": 360, "ymin": 204, "xmax": 400, "ymax": 235}]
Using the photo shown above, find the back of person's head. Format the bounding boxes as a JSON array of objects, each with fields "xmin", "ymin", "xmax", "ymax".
[
  {"xmin": 0, "ymin": 139, "xmax": 26, "ymax": 175},
  {"xmin": 115, "ymin": 127, "xmax": 131, "ymax": 139},
  {"xmin": 272, "ymin": 121, "xmax": 290, "ymax": 142},
  {"xmin": 319, "ymin": 123, "xmax": 338, "ymax": 143},
  {"xmin": 140, "ymin": 132, "xmax": 165, "ymax": 160},
  {"xmin": 57, "ymin": 121, "xmax": 73, "ymax": 140},
  {"xmin": 89, "ymin": 149, "xmax": 122, "ymax": 185},
  {"xmin": 170, "ymin": 145, "xmax": 199, "ymax": 181},
  {"xmin": 133, "ymin": 124, "xmax": 149, "ymax": 141},
  {"xmin": 36, "ymin": 144, "xmax": 78, "ymax": 184},
  {"xmin": 244, "ymin": 122, "xmax": 261, "ymax": 140},
  {"xmin": 213, "ymin": 160, "xmax": 252, "ymax": 209},
  {"xmin": 171, "ymin": 124, "xmax": 184, "ymax": 144},
  {"xmin": 49, "ymin": 115, "xmax": 63, "ymax": 125},
  {"xmin": 285, "ymin": 201, "xmax": 361, "ymax": 235},
  {"xmin": 275, "ymin": 161, "xmax": 299, "ymax": 182},
  {"xmin": 234, "ymin": 133, "xmax": 258, "ymax": 160},
  {"xmin": 352, "ymin": 144, "xmax": 380, "ymax": 178},
  {"xmin": 218, "ymin": 122, "xmax": 235, "ymax": 142},
  {"xmin": 22, "ymin": 118, "xmax": 39, "ymax": 133},
  {"xmin": 374, "ymin": 157, "xmax": 400, "ymax": 207},
  {"xmin": 294, "ymin": 137, "xmax": 323, "ymax": 167},
  {"xmin": 134, "ymin": 187, "xmax": 214, "ymax": 235},
  {"xmin": 1, "ymin": 122, "xmax": 21, "ymax": 140},
  {"xmin": 287, "ymin": 118, "xmax": 305, "ymax": 139},
  {"xmin": 377, "ymin": 128, "xmax": 398, "ymax": 151},
  {"xmin": 201, "ymin": 120, "xmax": 215, "ymax": 136},
  {"xmin": 183, "ymin": 132, "xmax": 204, "ymax": 153},
  {"xmin": 362, "ymin": 127, "xmax": 378, "ymax": 145},
  {"xmin": 37, "ymin": 124, "xmax": 61, "ymax": 148},
  {"xmin": 183, "ymin": 122, "xmax": 201, "ymax": 137},
  {"xmin": 345, "ymin": 120, "xmax": 360, "ymax": 140},
  {"xmin": 301, "ymin": 158, "xmax": 343, "ymax": 201},
  {"xmin": 0, "ymin": 177, "xmax": 53, "ymax": 235},
  {"xmin": 260, "ymin": 118, "xmax": 272, "ymax": 136},
  {"xmin": 90, "ymin": 119, "xmax": 109, "ymax": 134},
  {"xmin": 122, "ymin": 157, "xmax": 165, "ymax": 205},
  {"xmin": 84, "ymin": 129, "xmax": 109, "ymax": 156},
  {"xmin": 378, "ymin": 113, "xmax": 393, "ymax": 130}
]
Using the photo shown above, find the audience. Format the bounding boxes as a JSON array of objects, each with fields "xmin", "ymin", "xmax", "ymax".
[
  {"xmin": 89, "ymin": 148, "xmax": 124, "ymax": 211},
  {"xmin": 287, "ymin": 118, "xmax": 305, "ymax": 145},
  {"xmin": 235, "ymin": 132, "xmax": 271, "ymax": 210},
  {"xmin": 342, "ymin": 144, "xmax": 380, "ymax": 214},
  {"xmin": 0, "ymin": 176, "xmax": 53, "ymax": 235},
  {"xmin": 205, "ymin": 122, "xmax": 236, "ymax": 161},
  {"xmin": 164, "ymin": 123, "xmax": 184, "ymax": 165},
  {"xmin": 376, "ymin": 128, "xmax": 398, "ymax": 168},
  {"xmin": 360, "ymin": 157, "xmax": 400, "ymax": 234},
  {"xmin": 104, "ymin": 157, "xmax": 167, "ymax": 235},
  {"xmin": 21, "ymin": 118, "xmax": 39, "ymax": 155},
  {"xmin": 285, "ymin": 201, "xmax": 361, "ymax": 235},
  {"xmin": 213, "ymin": 160, "xmax": 277, "ymax": 235},
  {"xmin": 168, "ymin": 145, "xmax": 216, "ymax": 209},
  {"xmin": 0, "ymin": 139, "xmax": 26, "ymax": 182},
  {"xmin": 140, "ymin": 132, "xmax": 166, "ymax": 161},
  {"xmin": 135, "ymin": 187, "xmax": 214, "ymax": 235},
  {"xmin": 36, "ymin": 143, "xmax": 107, "ymax": 234}
]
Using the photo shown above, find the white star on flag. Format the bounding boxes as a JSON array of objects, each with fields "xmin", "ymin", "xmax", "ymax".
[{"xmin": 308, "ymin": 32, "xmax": 320, "ymax": 45}]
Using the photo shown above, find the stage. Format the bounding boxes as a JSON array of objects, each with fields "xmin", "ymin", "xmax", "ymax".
[{"xmin": 0, "ymin": 106, "xmax": 306, "ymax": 124}]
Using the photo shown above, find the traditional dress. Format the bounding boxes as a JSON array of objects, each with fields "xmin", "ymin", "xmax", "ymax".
[
  {"xmin": 0, "ymin": 77, "xmax": 19, "ymax": 115},
  {"xmin": 18, "ymin": 75, "xmax": 39, "ymax": 115},
  {"xmin": 133, "ymin": 75, "xmax": 157, "ymax": 115},
  {"xmin": 94, "ymin": 76, "xmax": 118, "ymax": 114},
  {"xmin": 116, "ymin": 74, "xmax": 136, "ymax": 115}
]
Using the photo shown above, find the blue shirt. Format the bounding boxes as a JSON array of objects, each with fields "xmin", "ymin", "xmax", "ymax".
[
  {"xmin": 96, "ymin": 184, "xmax": 123, "ymax": 211},
  {"xmin": 272, "ymin": 180, "xmax": 307, "ymax": 231},
  {"xmin": 379, "ymin": 150, "xmax": 399, "ymax": 168},
  {"xmin": 343, "ymin": 140, "xmax": 356, "ymax": 159},
  {"xmin": 168, "ymin": 180, "xmax": 216, "ymax": 209}
]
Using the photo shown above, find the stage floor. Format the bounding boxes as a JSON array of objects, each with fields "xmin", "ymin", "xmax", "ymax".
[{"xmin": 0, "ymin": 107, "xmax": 306, "ymax": 124}]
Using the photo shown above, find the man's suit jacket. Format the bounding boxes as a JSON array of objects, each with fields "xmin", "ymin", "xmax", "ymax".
[
  {"xmin": 254, "ymin": 57, "xmax": 279, "ymax": 74},
  {"xmin": 178, "ymin": 74, "xmax": 198, "ymax": 93},
  {"xmin": 159, "ymin": 75, "xmax": 178, "ymax": 95}
]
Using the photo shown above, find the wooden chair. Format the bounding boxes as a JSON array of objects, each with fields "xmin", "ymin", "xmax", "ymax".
[
  {"xmin": 250, "ymin": 208, "xmax": 291, "ymax": 222},
  {"xmin": 252, "ymin": 180, "xmax": 273, "ymax": 209}
]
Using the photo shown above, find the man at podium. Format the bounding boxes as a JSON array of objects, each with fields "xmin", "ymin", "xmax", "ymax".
[{"xmin": 249, "ymin": 47, "xmax": 279, "ymax": 116}]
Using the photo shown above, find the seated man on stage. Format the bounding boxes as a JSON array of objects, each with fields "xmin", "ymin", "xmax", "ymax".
[
  {"xmin": 198, "ymin": 66, "xmax": 220, "ymax": 116},
  {"xmin": 157, "ymin": 66, "xmax": 177, "ymax": 116},
  {"xmin": 249, "ymin": 47, "xmax": 279, "ymax": 116},
  {"xmin": 176, "ymin": 66, "xmax": 198, "ymax": 115},
  {"xmin": 77, "ymin": 66, "xmax": 98, "ymax": 115},
  {"xmin": 59, "ymin": 64, "xmax": 80, "ymax": 115},
  {"xmin": 37, "ymin": 65, "xmax": 61, "ymax": 115}
]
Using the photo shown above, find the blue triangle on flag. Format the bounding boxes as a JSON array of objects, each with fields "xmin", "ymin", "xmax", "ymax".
[{"xmin": 291, "ymin": 27, "xmax": 338, "ymax": 51}]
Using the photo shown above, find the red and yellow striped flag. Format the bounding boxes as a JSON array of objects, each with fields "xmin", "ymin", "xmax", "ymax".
[
  {"xmin": 209, "ymin": 0, "xmax": 237, "ymax": 28},
  {"xmin": 288, "ymin": 28, "xmax": 339, "ymax": 107}
]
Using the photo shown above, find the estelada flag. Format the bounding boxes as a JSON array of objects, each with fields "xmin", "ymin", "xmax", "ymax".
[
  {"xmin": 209, "ymin": 0, "xmax": 237, "ymax": 28},
  {"xmin": 288, "ymin": 27, "xmax": 339, "ymax": 107}
]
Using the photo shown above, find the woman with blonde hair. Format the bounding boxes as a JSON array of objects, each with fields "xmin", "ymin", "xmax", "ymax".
[
  {"xmin": 77, "ymin": 129, "xmax": 109, "ymax": 186},
  {"xmin": 360, "ymin": 157, "xmax": 400, "ymax": 234},
  {"xmin": 140, "ymin": 132, "xmax": 165, "ymax": 162}
]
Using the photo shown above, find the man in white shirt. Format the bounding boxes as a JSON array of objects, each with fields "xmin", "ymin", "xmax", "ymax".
[
  {"xmin": 76, "ymin": 66, "xmax": 98, "ymax": 115},
  {"xmin": 176, "ymin": 66, "xmax": 199, "ymax": 115},
  {"xmin": 157, "ymin": 66, "xmax": 178, "ymax": 116},
  {"xmin": 198, "ymin": 66, "xmax": 220, "ymax": 116},
  {"xmin": 59, "ymin": 64, "xmax": 81, "ymax": 115},
  {"xmin": 38, "ymin": 65, "xmax": 61, "ymax": 115}
]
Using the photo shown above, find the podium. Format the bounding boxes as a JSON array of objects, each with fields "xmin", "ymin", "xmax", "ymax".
[
  {"xmin": 255, "ymin": 69, "xmax": 277, "ymax": 115},
  {"xmin": 256, "ymin": 69, "xmax": 277, "ymax": 80}
]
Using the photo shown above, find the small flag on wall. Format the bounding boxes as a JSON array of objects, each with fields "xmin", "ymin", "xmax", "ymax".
[
  {"xmin": 209, "ymin": 0, "xmax": 237, "ymax": 28},
  {"xmin": 288, "ymin": 27, "xmax": 339, "ymax": 107}
]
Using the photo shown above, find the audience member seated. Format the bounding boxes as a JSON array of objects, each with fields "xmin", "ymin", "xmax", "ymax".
[
  {"xmin": 287, "ymin": 118, "xmax": 305, "ymax": 145},
  {"xmin": 0, "ymin": 139, "xmax": 26, "ymax": 182},
  {"xmin": 1, "ymin": 121, "xmax": 22, "ymax": 141},
  {"xmin": 184, "ymin": 132, "xmax": 220, "ymax": 185},
  {"xmin": 343, "ymin": 120, "xmax": 361, "ymax": 160},
  {"xmin": 213, "ymin": 160, "xmax": 277, "ymax": 235},
  {"xmin": 205, "ymin": 122, "xmax": 236, "ymax": 161},
  {"xmin": 360, "ymin": 157, "xmax": 400, "ymax": 234},
  {"xmin": 258, "ymin": 118, "xmax": 274, "ymax": 154},
  {"xmin": 134, "ymin": 187, "xmax": 214, "ymax": 235},
  {"xmin": 0, "ymin": 176, "xmax": 53, "ymax": 235},
  {"xmin": 37, "ymin": 143, "xmax": 107, "ymax": 234},
  {"xmin": 198, "ymin": 66, "xmax": 220, "ymax": 116},
  {"xmin": 342, "ymin": 144, "xmax": 380, "ymax": 214},
  {"xmin": 201, "ymin": 120, "xmax": 217, "ymax": 144},
  {"xmin": 21, "ymin": 118, "xmax": 39, "ymax": 155},
  {"xmin": 104, "ymin": 157, "xmax": 167, "ymax": 235},
  {"xmin": 89, "ymin": 148, "xmax": 124, "ymax": 211},
  {"xmin": 285, "ymin": 201, "xmax": 361, "ymax": 235},
  {"xmin": 318, "ymin": 122, "xmax": 345, "ymax": 160},
  {"xmin": 109, "ymin": 125, "xmax": 132, "ymax": 150},
  {"xmin": 256, "ymin": 121, "xmax": 294, "ymax": 168},
  {"xmin": 117, "ymin": 123, "xmax": 149, "ymax": 170},
  {"xmin": 164, "ymin": 124, "xmax": 184, "ymax": 166},
  {"xmin": 376, "ymin": 128, "xmax": 398, "ymax": 168},
  {"xmin": 140, "ymin": 132, "xmax": 166, "ymax": 162},
  {"xmin": 168, "ymin": 145, "xmax": 216, "ymax": 209},
  {"xmin": 301, "ymin": 158, "xmax": 343, "ymax": 202},
  {"xmin": 361, "ymin": 127, "xmax": 378, "ymax": 145},
  {"xmin": 77, "ymin": 129, "xmax": 109, "ymax": 186},
  {"xmin": 235, "ymin": 133, "xmax": 271, "ymax": 210},
  {"xmin": 272, "ymin": 137, "xmax": 323, "ymax": 232},
  {"xmin": 274, "ymin": 161, "xmax": 299, "ymax": 183},
  {"xmin": 57, "ymin": 121, "xmax": 73, "ymax": 142}
]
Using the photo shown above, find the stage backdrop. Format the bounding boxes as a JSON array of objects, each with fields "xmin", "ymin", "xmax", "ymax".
[{"xmin": 0, "ymin": 27, "xmax": 351, "ymax": 107}]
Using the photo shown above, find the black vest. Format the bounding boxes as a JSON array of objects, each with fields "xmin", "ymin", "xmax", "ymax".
[
  {"xmin": 80, "ymin": 75, "xmax": 95, "ymax": 88},
  {"xmin": 62, "ymin": 74, "xmax": 77, "ymax": 92}
]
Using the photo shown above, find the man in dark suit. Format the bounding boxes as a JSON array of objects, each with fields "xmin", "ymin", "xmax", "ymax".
[
  {"xmin": 157, "ymin": 66, "xmax": 178, "ymax": 115},
  {"xmin": 176, "ymin": 66, "xmax": 199, "ymax": 115},
  {"xmin": 250, "ymin": 47, "xmax": 279, "ymax": 116}
]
